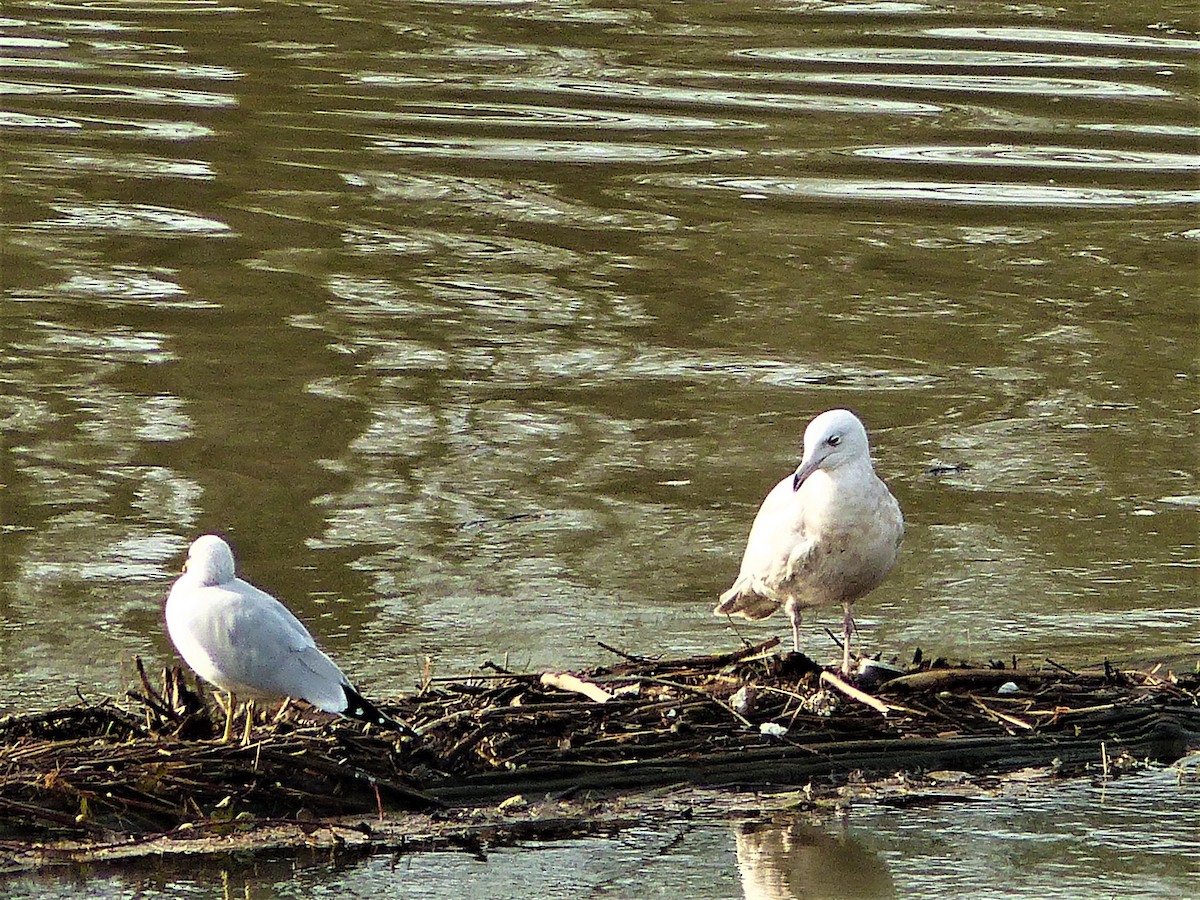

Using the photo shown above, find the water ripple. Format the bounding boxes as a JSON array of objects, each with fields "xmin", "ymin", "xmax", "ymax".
[
  {"xmin": 0, "ymin": 36, "xmax": 71, "ymax": 50},
  {"xmin": 30, "ymin": 0, "xmax": 244, "ymax": 12},
  {"xmin": 371, "ymin": 135, "xmax": 745, "ymax": 165},
  {"xmin": 39, "ymin": 202, "xmax": 234, "ymax": 236},
  {"xmin": 18, "ymin": 322, "xmax": 175, "ymax": 364},
  {"xmin": 488, "ymin": 345, "xmax": 937, "ymax": 391},
  {"xmin": 1079, "ymin": 123, "xmax": 1200, "ymax": 139},
  {"xmin": 48, "ymin": 267, "xmax": 219, "ymax": 309},
  {"xmin": 82, "ymin": 116, "xmax": 215, "ymax": 140},
  {"xmin": 852, "ymin": 145, "xmax": 1200, "ymax": 171},
  {"xmin": 356, "ymin": 73, "xmax": 942, "ymax": 116},
  {"xmin": 0, "ymin": 111, "xmax": 81, "ymax": 129},
  {"xmin": 339, "ymin": 227, "xmax": 584, "ymax": 271},
  {"xmin": 0, "ymin": 56, "xmax": 87, "ymax": 71},
  {"xmin": 790, "ymin": 2, "xmax": 935, "ymax": 13},
  {"xmin": 350, "ymin": 101, "xmax": 761, "ymax": 132},
  {"xmin": 24, "ymin": 149, "xmax": 214, "ymax": 178},
  {"xmin": 644, "ymin": 175, "xmax": 1200, "ymax": 207},
  {"xmin": 4, "ymin": 80, "xmax": 236, "ymax": 107},
  {"xmin": 792, "ymin": 72, "xmax": 1174, "ymax": 98},
  {"xmin": 923, "ymin": 26, "xmax": 1200, "ymax": 53},
  {"xmin": 480, "ymin": 76, "xmax": 945, "ymax": 115},
  {"xmin": 734, "ymin": 46, "xmax": 1169, "ymax": 70},
  {"xmin": 343, "ymin": 171, "xmax": 678, "ymax": 231}
]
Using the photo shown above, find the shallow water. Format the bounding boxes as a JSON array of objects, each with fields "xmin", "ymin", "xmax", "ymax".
[
  {"xmin": 5, "ymin": 762, "xmax": 1198, "ymax": 898},
  {"xmin": 1, "ymin": 0, "xmax": 1197, "ymax": 894}
]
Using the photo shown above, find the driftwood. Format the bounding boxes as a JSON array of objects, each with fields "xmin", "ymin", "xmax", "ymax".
[{"xmin": 1, "ymin": 642, "xmax": 1197, "ymax": 871}]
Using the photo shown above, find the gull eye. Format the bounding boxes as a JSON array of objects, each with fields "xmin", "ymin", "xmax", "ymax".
[{"xmin": 827, "ymin": 434, "xmax": 842, "ymax": 447}]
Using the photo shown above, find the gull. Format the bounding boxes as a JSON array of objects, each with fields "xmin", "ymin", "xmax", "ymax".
[
  {"xmin": 715, "ymin": 409, "xmax": 903, "ymax": 675},
  {"xmin": 165, "ymin": 534, "xmax": 415, "ymax": 743}
]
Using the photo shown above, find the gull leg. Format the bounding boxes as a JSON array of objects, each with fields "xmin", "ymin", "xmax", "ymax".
[
  {"xmin": 241, "ymin": 699, "xmax": 256, "ymax": 746},
  {"xmin": 841, "ymin": 602, "xmax": 856, "ymax": 675},
  {"xmin": 786, "ymin": 603, "xmax": 802, "ymax": 654},
  {"xmin": 221, "ymin": 691, "xmax": 237, "ymax": 743},
  {"xmin": 270, "ymin": 697, "xmax": 292, "ymax": 725}
]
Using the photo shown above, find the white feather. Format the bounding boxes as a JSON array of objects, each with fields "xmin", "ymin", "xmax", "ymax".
[
  {"xmin": 165, "ymin": 534, "xmax": 353, "ymax": 713},
  {"xmin": 716, "ymin": 409, "xmax": 903, "ymax": 664}
]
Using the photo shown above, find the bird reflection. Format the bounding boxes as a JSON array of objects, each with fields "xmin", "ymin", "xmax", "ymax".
[{"xmin": 734, "ymin": 819, "xmax": 895, "ymax": 900}]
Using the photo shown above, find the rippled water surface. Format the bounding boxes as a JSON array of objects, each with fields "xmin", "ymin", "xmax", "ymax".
[{"xmin": 1, "ymin": 0, "xmax": 1197, "ymax": 895}]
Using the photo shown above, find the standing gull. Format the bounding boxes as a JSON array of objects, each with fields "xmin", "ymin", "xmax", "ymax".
[
  {"xmin": 165, "ymin": 534, "xmax": 414, "ymax": 743},
  {"xmin": 715, "ymin": 409, "xmax": 903, "ymax": 674}
]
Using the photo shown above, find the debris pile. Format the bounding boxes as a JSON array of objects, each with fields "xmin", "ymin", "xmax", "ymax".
[{"xmin": 1, "ymin": 639, "xmax": 1196, "ymax": 865}]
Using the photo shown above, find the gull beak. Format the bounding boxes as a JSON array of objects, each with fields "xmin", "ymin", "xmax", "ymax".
[{"xmin": 792, "ymin": 456, "xmax": 820, "ymax": 491}]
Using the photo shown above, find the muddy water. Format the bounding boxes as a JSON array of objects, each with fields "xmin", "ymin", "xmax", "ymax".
[{"xmin": 1, "ymin": 0, "xmax": 1196, "ymax": 895}]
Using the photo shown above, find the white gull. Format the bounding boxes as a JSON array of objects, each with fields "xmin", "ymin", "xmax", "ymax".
[
  {"xmin": 165, "ymin": 534, "xmax": 413, "ymax": 743},
  {"xmin": 715, "ymin": 409, "xmax": 903, "ymax": 674}
]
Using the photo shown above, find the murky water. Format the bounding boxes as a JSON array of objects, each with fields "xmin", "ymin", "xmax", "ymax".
[
  {"xmin": 4, "ymin": 764, "xmax": 1198, "ymax": 898},
  {"xmin": 1, "ymin": 0, "xmax": 1197, "ymax": 895}
]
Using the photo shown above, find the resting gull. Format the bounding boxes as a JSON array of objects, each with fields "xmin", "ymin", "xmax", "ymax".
[
  {"xmin": 715, "ymin": 409, "xmax": 903, "ymax": 674},
  {"xmin": 165, "ymin": 534, "xmax": 414, "ymax": 743}
]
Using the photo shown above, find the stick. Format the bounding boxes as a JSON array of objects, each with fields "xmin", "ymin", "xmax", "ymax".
[
  {"xmin": 0, "ymin": 796, "xmax": 109, "ymax": 836},
  {"xmin": 681, "ymin": 637, "xmax": 782, "ymax": 668},
  {"xmin": 971, "ymin": 698, "xmax": 1034, "ymax": 731},
  {"xmin": 596, "ymin": 641, "xmax": 653, "ymax": 664},
  {"xmin": 540, "ymin": 673, "xmax": 613, "ymax": 704},
  {"xmin": 819, "ymin": 670, "xmax": 896, "ymax": 717},
  {"xmin": 1046, "ymin": 658, "xmax": 1080, "ymax": 678},
  {"xmin": 1023, "ymin": 703, "xmax": 1116, "ymax": 718},
  {"xmin": 135, "ymin": 658, "xmax": 167, "ymax": 712},
  {"xmin": 602, "ymin": 675, "xmax": 755, "ymax": 728},
  {"xmin": 428, "ymin": 672, "xmax": 538, "ymax": 683},
  {"xmin": 880, "ymin": 669, "xmax": 1035, "ymax": 694}
]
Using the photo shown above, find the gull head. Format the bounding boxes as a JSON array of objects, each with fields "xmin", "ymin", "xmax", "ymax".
[
  {"xmin": 791, "ymin": 409, "xmax": 872, "ymax": 491},
  {"xmin": 184, "ymin": 534, "xmax": 237, "ymax": 586}
]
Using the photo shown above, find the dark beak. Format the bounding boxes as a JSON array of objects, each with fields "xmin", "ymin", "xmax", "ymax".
[{"xmin": 791, "ymin": 456, "xmax": 820, "ymax": 491}]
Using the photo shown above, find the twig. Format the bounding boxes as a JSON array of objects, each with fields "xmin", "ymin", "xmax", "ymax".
[
  {"xmin": 1141, "ymin": 663, "xmax": 1165, "ymax": 687},
  {"xmin": 707, "ymin": 636, "xmax": 782, "ymax": 666},
  {"xmin": 597, "ymin": 675, "xmax": 754, "ymax": 729},
  {"xmin": 881, "ymin": 669, "xmax": 1035, "ymax": 694},
  {"xmin": 1023, "ymin": 704, "xmax": 1116, "ymax": 718},
  {"xmin": 970, "ymin": 698, "xmax": 1034, "ymax": 732},
  {"xmin": 819, "ymin": 671, "xmax": 898, "ymax": 717},
  {"xmin": 597, "ymin": 641, "xmax": 653, "ymax": 664},
  {"xmin": 1046, "ymin": 659, "xmax": 1080, "ymax": 678},
  {"xmin": 0, "ymin": 796, "xmax": 109, "ymax": 836},
  {"xmin": 540, "ymin": 673, "xmax": 613, "ymax": 704},
  {"xmin": 757, "ymin": 684, "xmax": 925, "ymax": 721},
  {"xmin": 420, "ymin": 656, "xmax": 434, "ymax": 695},
  {"xmin": 428, "ymin": 672, "xmax": 537, "ymax": 683},
  {"xmin": 134, "ymin": 657, "xmax": 166, "ymax": 712}
]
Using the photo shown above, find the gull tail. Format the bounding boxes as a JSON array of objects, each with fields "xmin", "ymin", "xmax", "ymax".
[
  {"xmin": 342, "ymin": 685, "xmax": 420, "ymax": 738},
  {"xmin": 714, "ymin": 579, "xmax": 782, "ymax": 621}
]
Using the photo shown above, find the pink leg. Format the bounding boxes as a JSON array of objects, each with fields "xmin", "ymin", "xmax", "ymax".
[
  {"xmin": 841, "ymin": 602, "xmax": 856, "ymax": 675},
  {"xmin": 788, "ymin": 604, "xmax": 802, "ymax": 653}
]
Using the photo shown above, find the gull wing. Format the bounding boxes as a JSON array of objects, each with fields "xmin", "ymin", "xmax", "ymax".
[{"xmin": 715, "ymin": 475, "xmax": 815, "ymax": 619}]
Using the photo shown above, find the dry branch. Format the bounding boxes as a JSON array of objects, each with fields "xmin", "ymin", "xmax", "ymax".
[{"xmin": 539, "ymin": 673, "xmax": 613, "ymax": 703}]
